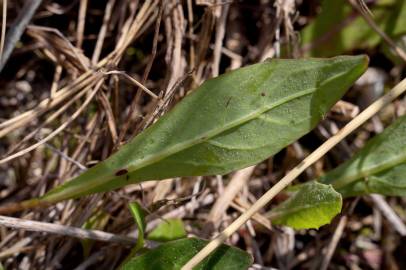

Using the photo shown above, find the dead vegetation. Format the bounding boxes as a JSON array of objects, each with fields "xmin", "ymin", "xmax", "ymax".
[{"xmin": 0, "ymin": 1, "xmax": 405, "ymax": 269}]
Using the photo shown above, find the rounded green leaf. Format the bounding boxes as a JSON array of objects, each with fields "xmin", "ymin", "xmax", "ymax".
[
  {"xmin": 147, "ymin": 219, "xmax": 186, "ymax": 242},
  {"xmin": 268, "ymin": 182, "xmax": 342, "ymax": 229}
]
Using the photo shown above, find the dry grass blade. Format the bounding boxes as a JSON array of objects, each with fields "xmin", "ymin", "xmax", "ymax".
[
  {"xmin": 0, "ymin": 71, "xmax": 94, "ymax": 133},
  {"xmin": 104, "ymin": 71, "xmax": 159, "ymax": 99},
  {"xmin": 98, "ymin": 91, "xmax": 118, "ymax": 144},
  {"xmin": 0, "ymin": 215, "xmax": 137, "ymax": 245},
  {"xmin": 370, "ymin": 194, "xmax": 406, "ymax": 236},
  {"xmin": 0, "ymin": 78, "xmax": 104, "ymax": 164},
  {"xmin": 6, "ymin": 80, "xmax": 98, "ymax": 155},
  {"xmin": 27, "ymin": 25, "xmax": 90, "ymax": 71},
  {"xmin": 91, "ymin": 0, "xmax": 116, "ymax": 64},
  {"xmin": 207, "ymin": 166, "xmax": 255, "ymax": 229},
  {"xmin": 320, "ymin": 216, "xmax": 348, "ymax": 270},
  {"xmin": 0, "ymin": 0, "xmax": 42, "ymax": 72},
  {"xmin": 76, "ymin": 0, "xmax": 88, "ymax": 49},
  {"xmin": 0, "ymin": 0, "xmax": 7, "ymax": 64},
  {"xmin": 181, "ymin": 77, "xmax": 406, "ymax": 269}
]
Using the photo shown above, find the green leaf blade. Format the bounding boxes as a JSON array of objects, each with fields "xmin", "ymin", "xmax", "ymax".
[
  {"xmin": 41, "ymin": 56, "xmax": 368, "ymax": 203},
  {"xmin": 268, "ymin": 182, "xmax": 342, "ymax": 229},
  {"xmin": 320, "ymin": 115, "xmax": 406, "ymax": 197},
  {"xmin": 147, "ymin": 219, "xmax": 186, "ymax": 242},
  {"xmin": 120, "ymin": 238, "xmax": 252, "ymax": 270},
  {"xmin": 128, "ymin": 201, "xmax": 147, "ymax": 252}
]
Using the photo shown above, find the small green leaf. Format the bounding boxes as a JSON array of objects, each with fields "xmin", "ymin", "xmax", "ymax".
[
  {"xmin": 320, "ymin": 115, "xmax": 406, "ymax": 197},
  {"xmin": 117, "ymin": 202, "xmax": 148, "ymax": 269},
  {"xmin": 267, "ymin": 182, "xmax": 342, "ymax": 229},
  {"xmin": 120, "ymin": 238, "xmax": 252, "ymax": 270},
  {"xmin": 147, "ymin": 219, "xmax": 186, "ymax": 242},
  {"xmin": 128, "ymin": 201, "xmax": 146, "ymax": 252},
  {"xmin": 81, "ymin": 210, "xmax": 110, "ymax": 257},
  {"xmin": 39, "ymin": 56, "xmax": 367, "ymax": 204}
]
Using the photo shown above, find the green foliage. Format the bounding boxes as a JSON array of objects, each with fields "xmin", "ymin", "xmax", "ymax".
[
  {"xmin": 117, "ymin": 202, "xmax": 148, "ymax": 269},
  {"xmin": 38, "ymin": 56, "xmax": 367, "ymax": 204},
  {"xmin": 81, "ymin": 211, "xmax": 110, "ymax": 257},
  {"xmin": 320, "ymin": 115, "xmax": 406, "ymax": 197},
  {"xmin": 301, "ymin": 0, "xmax": 406, "ymax": 57},
  {"xmin": 267, "ymin": 182, "xmax": 342, "ymax": 229},
  {"xmin": 147, "ymin": 219, "xmax": 186, "ymax": 242},
  {"xmin": 128, "ymin": 202, "xmax": 147, "ymax": 252},
  {"xmin": 120, "ymin": 238, "xmax": 252, "ymax": 270}
]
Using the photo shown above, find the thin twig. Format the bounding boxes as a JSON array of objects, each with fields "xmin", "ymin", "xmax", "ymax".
[
  {"xmin": 320, "ymin": 216, "xmax": 348, "ymax": 270},
  {"xmin": 91, "ymin": 0, "xmax": 116, "ymax": 64},
  {"xmin": 0, "ymin": 215, "xmax": 136, "ymax": 245},
  {"xmin": 181, "ymin": 76, "xmax": 406, "ymax": 269},
  {"xmin": 0, "ymin": 0, "xmax": 7, "ymax": 63},
  {"xmin": 370, "ymin": 194, "xmax": 406, "ymax": 236},
  {"xmin": 211, "ymin": 3, "xmax": 229, "ymax": 77},
  {"xmin": 0, "ymin": 0, "xmax": 43, "ymax": 72},
  {"xmin": 104, "ymin": 70, "xmax": 159, "ymax": 99},
  {"xmin": 42, "ymin": 142, "xmax": 87, "ymax": 171},
  {"xmin": 208, "ymin": 166, "xmax": 255, "ymax": 228},
  {"xmin": 76, "ymin": 0, "xmax": 88, "ymax": 49},
  {"xmin": 117, "ymin": 5, "xmax": 163, "ymax": 144}
]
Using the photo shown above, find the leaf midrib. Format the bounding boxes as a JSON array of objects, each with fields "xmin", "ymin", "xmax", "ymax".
[
  {"xmin": 129, "ymin": 63, "xmax": 351, "ymax": 171},
  {"xmin": 332, "ymin": 152, "xmax": 406, "ymax": 189},
  {"xmin": 128, "ymin": 87, "xmax": 316, "ymax": 171}
]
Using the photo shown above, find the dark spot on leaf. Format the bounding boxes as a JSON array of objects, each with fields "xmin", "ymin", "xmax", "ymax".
[
  {"xmin": 115, "ymin": 169, "xmax": 128, "ymax": 176},
  {"xmin": 261, "ymin": 92, "xmax": 266, "ymax": 96},
  {"xmin": 225, "ymin": 96, "xmax": 232, "ymax": 107}
]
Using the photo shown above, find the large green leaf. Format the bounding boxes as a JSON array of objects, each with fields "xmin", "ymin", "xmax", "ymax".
[
  {"xmin": 320, "ymin": 115, "xmax": 406, "ymax": 197},
  {"xmin": 39, "ymin": 56, "xmax": 367, "ymax": 204},
  {"xmin": 301, "ymin": 0, "xmax": 406, "ymax": 57},
  {"xmin": 267, "ymin": 182, "xmax": 342, "ymax": 229},
  {"xmin": 120, "ymin": 238, "xmax": 252, "ymax": 270}
]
